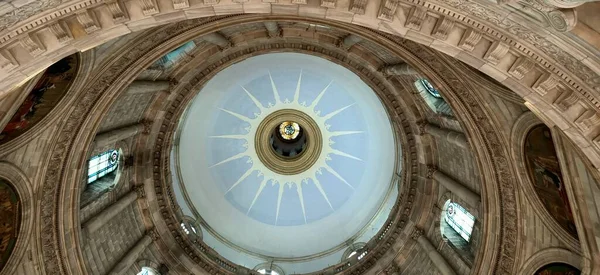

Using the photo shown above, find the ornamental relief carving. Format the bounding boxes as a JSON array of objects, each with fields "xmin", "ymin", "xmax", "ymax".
[{"xmin": 0, "ymin": 0, "xmax": 63, "ymax": 32}]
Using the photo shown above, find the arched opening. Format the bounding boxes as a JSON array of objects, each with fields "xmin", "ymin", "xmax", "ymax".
[
  {"xmin": 341, "ymin": 242, "xmax": 367, "ymax": 261},
  {"xmin": 534, "ymin": 263, "xmax": 581, "ymax": 275},
  {"xmin": 81, "ymin": 148, "xmax": 121, "ymax": 206},
  {"xmin": 440, "ymin": 199, "xmax": 475, "ymax": 261},
  {"xmin": 180, "ymin": 215, "xmax": 202, "ymax": 241},
  {"xmin": 142, "ymin": 41, "xmax": 196, "ymax": 80},
  {"xmin": 0, "ymin": 53, "xmax": 79, "ymax": 145},
  {"xmin": 413, "ymin": 79, "xmax": 453, "ymax": 117},
  {"xmin": 524, "ymin": 125, "xmax": 577, "ymax": 238},
  {"xmin": 254, "ymin": 263, "xmax": 285, "ymax": 275},
  {"xmin": 137, "ymin": 266, "xmax": 160, "ymax": 275},
  {"xmin": 0, "ymin": 179, "xmax": 20, "ymax": 273}
]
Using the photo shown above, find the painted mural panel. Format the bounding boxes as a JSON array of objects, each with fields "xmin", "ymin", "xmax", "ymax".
[
  {"xmin": 0, "ymin": 179, "xmax": 20, "ymax": 272},
  {"xmin": 524, "ymin": 125, "xmax": 577, "ymax": 237},
  {"xmin": 0, "ymin": 54, "xmax": 79, "ymax": 144},
  {"xmin": 535, "ymin": 263, "xmax": 581, "ymax": 275}
]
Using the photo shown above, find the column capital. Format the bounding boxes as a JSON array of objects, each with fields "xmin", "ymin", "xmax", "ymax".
[
  {"xmin": 147, "ymin": 228, "xmax": 159, "ymax": 241},
  {"xmin": 411, "ymin": 227, "xmax": 424, "ymax": 240},
  {"xmin": 417, "ymin": 121, "xmax": 428, "ymax": 135},
  {"xmin": 135, "ymin": 185, "xmax": 145, "ymax": 198},
  {"xmin": 426, "ymin": 165, "xmax": 437, "ymax": 179},
  {"xmin": 384, "ymin": 263, "xmax": 401, "ymax": 275},
  {"xmin": 142, "ymin": 120, "xmax": 153, "ymax": 135}
]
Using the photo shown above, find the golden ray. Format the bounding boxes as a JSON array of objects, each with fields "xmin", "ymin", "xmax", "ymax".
[
  {"xmin": 241, "ymin": 86, "xmax": 265, "ymax": 113},
  {"xmin": 329, "ymin": 131, "xmax": 364, "ymax": 137},
  {"xmin": 209, "ymin": 152, "xmax": 248, "ymax": 168},
  {"xmin": 209, "ymin": 135, "xmax": 247, "ymax": 139},
  {"xmin": 324, "ymin": 164, "xmax": 354, "ymax": 190},
  {"xmin": 322, "ymin": 103, "xmax": 355, "ymax": 121},
  {"xmin": 330, "ymin": 149, "xmax": 362, "ymax": 161},
  {"xmin": 219, "ymin": 108, "xmax": 253, "ymax": 123},
  {"xmin": 268, "ymin": 71, "xmax": 281, "ymax": 104},
  {"xmin": 247, "ymin": 177, "xmax": 269, "ymax": 214},
  {"xmin": 308, "ymin": 80, "xmax": 333, "ymax": 109},
  {"xmin": 226, "ymin": 167, "xmax": 255, "ymax": 193},
  {"xmin": 296, "ymin": 182, "xmax": 307, "ymax": 223},
  {"xmin": 313, "ymin": 178, "xmax": 334, "ymax": 210},
  {"xmin": 275, "ymin": 182, "xmax": 285, "ymax": 224},
  {"xmin": 293, "ymin": 70, "xmax": 303, "ymax": 103}
]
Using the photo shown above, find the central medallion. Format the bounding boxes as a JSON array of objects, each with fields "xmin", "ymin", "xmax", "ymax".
[
  {"xmin": 255, "ymin": 109, "xmax": 322, "ymax": 175},
  {"xmin": 279, "ymin": 121, "xmax": 301, "ymax": 140}
]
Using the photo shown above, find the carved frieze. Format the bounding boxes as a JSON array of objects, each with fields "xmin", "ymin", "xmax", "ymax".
[
  {"xmin": 532, "ymin": 73, "xmax": 559, "ymax": 96},
  {"xmin": 508, "ymin": 57, "xmax": 535, "ymax": 79},
  {"xmin": 378, "ymin": 0, "xmax": 400, "ymax": 22},
  {"xmin": 292, "ymin": 0, "xmax": 307, "ymax": 3},
  {"xmin": 0, "ymin": 50, "xmax": 18, "ymax": 70},
  {"xmin": 483, "ymin": 41, "xmax": 509, "ymax": 65},
  {"xmin": 405, "ymin": 6, "xmax": 427, "ymax": 30},
  {"xmin": 173, "ymin": 0, "xmax": 191, "ymax": 9},
  {"xmin": 48, "ymin": 22, "xmax": 72, "ymax": 43},
  {"xmin": 575, "ymin": 110, "xmax": 600, "ymax": 133},
  {"xmin": 457, "ymin": 28, "xmax": 482, "ymax": 52},
  {"xmin": 349, "ymin": 0, "xmax": 368, "ymax": 14},
  {"xmin": 0, "ymin": 0, "xmax": 62, "ymax": 32},
  {"xmin": 140, "ymin": 0, "xmax": 160, "ymax": 16},
  {"xmin": 431, "ymin": 17, "xmax": 455, "ymax": 40},
  {"xmin": 20, "ymin": 34, "xmax": 45, "ymax": 57},
  {"xmin": 105, "ymin": 0, "xmax": 129, "ymax": 23},
  {"xmin": 553, "ymin": 89, "xmax": 579, "ymax": 111},
  {"xmin": 76, "ymin": 10, "xmax": 101, "ymax": 34},
  {"xmin": 321, "ymin": 0, "xmax": 336, "ymax": 8}
]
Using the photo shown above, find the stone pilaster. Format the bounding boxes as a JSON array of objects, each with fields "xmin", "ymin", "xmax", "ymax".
[
  {"xmin": 93, "ymin": 123, "xmax": 145, "ymax": 149},
  {"xmin": 107, "ymin": 230, "xmax": 155, "ymax": 275},
  {"xmin": 427, "ymin": 166, "xmax": 480, "ymax": 206},
  {"xmin": 412, "ymin": 227, "xmax": 457, "ymax": 275},
  {"xmin": 420, "ymin": 123, "xmax": 468, "ymax": 149},
  {"xmin": 82, "ymin": 190, "xmax": 140, "ymax": 234}
]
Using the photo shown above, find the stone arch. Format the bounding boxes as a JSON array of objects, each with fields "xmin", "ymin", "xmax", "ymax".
[
  {"xmin": 510, "ymin": 112, "xmax": 580, "ymax": 252},
  {"xmin": 518, "ymin": 247, "xmax": 582, "ymax": 275},
  {"xmin": 35, "ymin": 15, "xmax": 519, "ymax": 275},
  {"xmin": 0, "ymin": 51, "xmax": 94, "ymax": 154},
  {"xmin": 0, "ymin": 1, "xmax": 599, "ymax": 177},
  {"xmin": 0, "ymin": 162, "xmax": 33, "ymax": 275}
]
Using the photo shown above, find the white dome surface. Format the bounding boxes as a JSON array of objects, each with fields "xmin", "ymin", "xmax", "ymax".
[{"xmin": 176, "ymin": 53, "xmax": 396, "ymax": 258}]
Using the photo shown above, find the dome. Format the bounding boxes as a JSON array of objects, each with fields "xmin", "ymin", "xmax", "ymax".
[{"xmin": 172, "ymin": 53, "xmax": 398, "ymax": 270}]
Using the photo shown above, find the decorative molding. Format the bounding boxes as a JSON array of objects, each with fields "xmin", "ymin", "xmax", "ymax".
[
  {"xmin": 349, "ymin": 0, "xmax": 368, "ymax": 14},
  {"xmin": 291, "ymin": 0, "xmax": 307, "ymax": 4},
  {"xmin": 405, "ymin": 6, "xmax": 427, "ymax": 30},
  {"xmin": 47, "ymin": 21, "xmax": 73, "ymax": 43},
  {"xmin": 321, "ymin": 0, "xmax": 336, "ymax": 8},
  {"xmin": 575, "ymin": 110, "xmax": 600, "ymax": 133},
  {"xmin": 0, "ymin": 50, "xmax": 18, "ymax": 70},
  {"xmin": 457, "ymin": 28, "xmax": 482, "ymax": 52},
  {"xmin": 147, "ymin": 229, "xmax": 160, "ymax": 241},
  {"xmin": 76, "ymin": 10, "xmax": 101, "ymax": 34},
  {"xmin": 135, "ymin": 185, "xmax": 146, "ymax": 198},
  {"xmin": 483, "ymin": 41, "xmax": 509, "ymax": 65},
  {"xmin": 262, "ymin": 0, "xmax": 278, "ymax": 2},
  {"xmin": 508, "ymin": 57, "xmax": 535, "ymax": 80},
  {"xmin": 19, "ymin": 34, "xmax": 45, "ymax": 57},
  {"xmin": 105, "ymin": 0, "xmax": 129, "ymax": 23},
  {"xmin": 140, "ymin": 0, "xmax": 160, "ymax": 16},
  {"xmin": 431, "ymin": 17, "xmax": 454, "ymax": 40},
  {"xmin": 553, "ymin": 89, "xmax": 579, "ymax": 111},
  {"xmin": 532, "ymin": 73, "xmax": 559, "ymax": 96},
  {"xmin": 378, "ymin": 0, "xmax": 400, "ymax": 22},
  {"xmin": 173, "ymin": 0, "xmax": 191, "ymax": 9}
]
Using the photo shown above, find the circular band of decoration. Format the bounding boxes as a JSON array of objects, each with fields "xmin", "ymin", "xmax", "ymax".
[{"xmin": 255, "ymin": 109, "xmax": 322, "ymax": 175}]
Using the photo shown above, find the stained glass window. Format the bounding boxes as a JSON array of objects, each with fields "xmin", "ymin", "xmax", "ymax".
[
  {"xmin": 87, "ymin": 150, "xmax": 119, "ymax": 184},
  {"xmin": 444, "ymin": 202, "xmax": 475, "ymax": 242},
  {"xmin": 419, "ymin": 79, "xmax": 442, "ymax": 98}
]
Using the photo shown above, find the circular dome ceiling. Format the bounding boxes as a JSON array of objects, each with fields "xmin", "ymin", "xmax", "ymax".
[{"xmin": 176, "ymin": 53, "xmax": 396, "ymax": 259}]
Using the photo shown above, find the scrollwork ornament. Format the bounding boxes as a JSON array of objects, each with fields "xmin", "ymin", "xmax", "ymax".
[
  {"xmin": 547, "ymin": 9, "xmax": 577, "ymax": 32},
  {"xmin": 410, "ymin": 228, "xmax": 424, "ymax": 240}
]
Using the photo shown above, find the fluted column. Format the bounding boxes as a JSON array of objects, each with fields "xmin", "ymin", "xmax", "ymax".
[
  {"xmin": 427, "ymin": 166, "xmax": 480, "ymax": 206},
  {"xmin": 108, "ymin": 230, "xmax": 156, "ymax": 275},
  {"xmin": 411, "ymin": 228, "xmax": 457, "ymax": 275},
  {"xmin": 93, "ymin": 123, "xmax": 147, "ymax": 148},
  {"xmin": 82, "ymin": 187, "xmax": 143, "ymax": 234},
  {"xmin": 420, "ymin": 123, "xmax": 468, "ymax": 149},
  {"xmin": 125, "ymin": 80, "xmax": 170, "ymax": 94},
  {"xmin": 202, "ymin": 32, "xmax": 232, "ymax": 49},
  {"xmin": 338, "ymin": 34, "xmax": 362, "ymax": 50},
  {"xmin": 381, "ymin": 63, "xmax": 418, "ymax": 76},
  {"xmin": 264, "ymin": 21, "xmax": 281, "ymax": 38}
]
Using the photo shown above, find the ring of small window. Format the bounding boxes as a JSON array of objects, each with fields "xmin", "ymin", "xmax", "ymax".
[
  {"xmin": 180, "ymin": 216, "xmax": 202, "ymax": 240},
  {"xmin": 137, "ymin": 266, "xmax": 160, "ymax": 275}
]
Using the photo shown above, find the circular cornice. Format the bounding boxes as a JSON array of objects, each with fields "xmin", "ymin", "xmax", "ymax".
[
  {"xmin": 37, "ymin": 14, "xmax": 518, "ymax": 275},
  {"xmin": 255, "ymin": 109, "xmax": 322, "ymax": 175}
]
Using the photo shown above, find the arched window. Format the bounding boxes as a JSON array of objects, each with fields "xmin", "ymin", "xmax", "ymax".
[
  {"xmin": 341, "ymin": 242, "xmax": 367, "ymax": 261},
  {"xmin": 444, "ymin": 201, "xmax": 475, "ymax": 242},
  {"xmin": 137, "ymin": 267, "xmax": 160, "ymax": 275},
  {"xmin": 254, "ymin": 263, "xmax": 284, "ymax": 275},
  {"xmin": 414, "ymin": 79, "xmax": 453, "ymax": 117},
  {"xmin": 87, "ymin": 149, "xmax": 119, "ymax": 184},
  {"xmin": 535, "ymin": 263, "xmax": 581, "ymax": 275}
]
